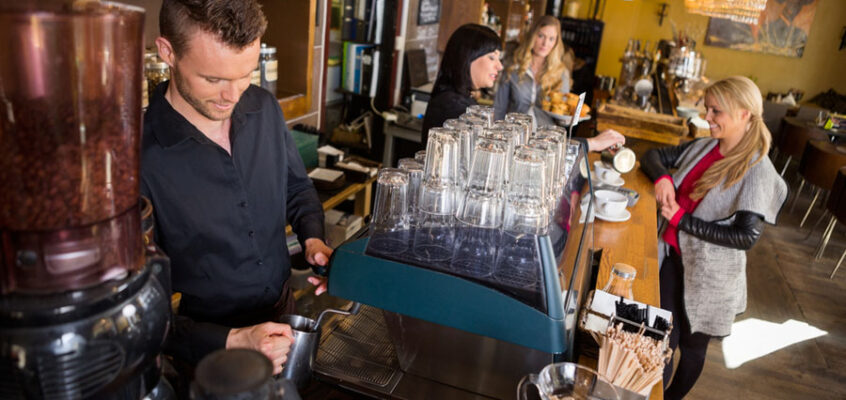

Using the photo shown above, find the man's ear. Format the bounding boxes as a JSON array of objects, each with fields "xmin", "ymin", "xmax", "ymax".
[{"xmin": 155, "ymin": 36, "xmax": 176, "ymax": 67}]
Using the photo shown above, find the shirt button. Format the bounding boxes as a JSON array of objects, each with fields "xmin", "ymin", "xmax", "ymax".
[
  {"xmin": 248, "ymin": 230, "xmax": 255, "ymax": 238},
  {"xmin": 257, "ymin": 259, "xmax": 264, "ymax": 266},
  {"xmin": 239, "ymin": 201, "xmax": 247, "ymax": 208}
]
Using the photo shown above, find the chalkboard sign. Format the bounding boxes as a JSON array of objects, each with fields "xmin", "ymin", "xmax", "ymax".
[{"xmin": 417, "ymin": 0, "xmax": 440, "ymax": 26}]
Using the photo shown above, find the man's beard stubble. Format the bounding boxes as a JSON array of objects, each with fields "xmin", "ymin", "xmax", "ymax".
[{"xmin": 172, "ymin": 68, "xmax": 232, "ymax": 122}]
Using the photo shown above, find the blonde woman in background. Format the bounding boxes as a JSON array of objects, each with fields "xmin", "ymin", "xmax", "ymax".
[
  {"xmin": 493, "ymin": 15, "xmax": 572, "ymax": 127},
  {"xmin": 641, "ymin": 76, "xmax": 788, "ymax": 399}
]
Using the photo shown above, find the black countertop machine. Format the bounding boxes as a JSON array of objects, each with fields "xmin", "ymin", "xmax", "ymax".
[{"xmin": 0, "ymin": 2, "xmax": 173, "ymax": 398}]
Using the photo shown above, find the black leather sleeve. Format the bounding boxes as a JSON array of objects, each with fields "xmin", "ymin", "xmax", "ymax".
[
  {"xmin": 677, "ymin": 211, "xmax": 765, "ymax": 250},
  {"xmin": 640, "ymin": 140, "xmax": 698, "ymax": 182}
]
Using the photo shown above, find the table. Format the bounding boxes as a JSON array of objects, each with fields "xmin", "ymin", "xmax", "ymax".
[
  {"xmin": 285, "ymin": 175, "xmax": 377, "ymax": 236},
  {"xmin": 382, "ymin": 121, "xmax": 422, "ymax": 167},
  {"xmin": 564, "ymin": 153, "xmax": 663, "ymax": 399},
  {"xmin": 783, "ymin": 116, "xmax": 846, "ymax": 143}
]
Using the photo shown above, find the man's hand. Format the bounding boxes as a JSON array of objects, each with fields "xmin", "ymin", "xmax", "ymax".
[
  {"xmin": 304, "ymin": 238, "xmax": 332, "ymax": 295},
  {"xmin": 654, "ymin": 178, "xmax": 676, "ymax": 208},
  {"xmin": 226, "ymin": 322, "xmax": 295, "ymax": 375},
  {"xmin": 586, "ymin": 129, "xmax": 625, "ymax": 152}
]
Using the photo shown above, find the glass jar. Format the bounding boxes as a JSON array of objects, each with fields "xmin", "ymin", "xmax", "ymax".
[
  {"xmin": 145, "ymin": 56, "xmax": 170, "ymax": 102},
  {"xmin": 0, "ymin": 1, "xmax": 146, "ymax": 293},
  {"xmin": 260, "ymin": 43, "xmax": 278, "ymax": 95},
  {"xmin": 603, "ymin": 263, "xmax": 636, "ymax": 299}
]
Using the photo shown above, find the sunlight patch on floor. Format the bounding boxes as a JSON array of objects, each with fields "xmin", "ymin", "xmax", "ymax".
[{"xmin": 721, "ymin": 318, "xmax": 827, "ymax": 369}]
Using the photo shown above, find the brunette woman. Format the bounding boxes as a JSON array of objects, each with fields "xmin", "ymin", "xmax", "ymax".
[{"xmin": 421, "ymin": 24, "xmax": 502, "ymax": 144}]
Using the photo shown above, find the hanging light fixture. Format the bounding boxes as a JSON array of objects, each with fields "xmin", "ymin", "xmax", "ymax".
[{"xmin": 684, "ymin": 0, "xmax": 768, "ymax": 25}]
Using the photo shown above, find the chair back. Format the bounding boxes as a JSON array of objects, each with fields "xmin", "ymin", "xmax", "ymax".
[
  {"xmin": 763, "ymin": 101, "xmax": 790, "ymax": 145},
  {"xmin": 798, "ymin": 140, "xmax": 846, "ymax": 190}
]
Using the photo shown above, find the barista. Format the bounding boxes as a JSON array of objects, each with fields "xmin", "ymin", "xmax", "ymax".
[{"xmin": 141, "ymin": 0, "xmax": 329, "ymax": 376}]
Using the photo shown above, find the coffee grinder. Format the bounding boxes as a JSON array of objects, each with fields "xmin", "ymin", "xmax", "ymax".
[{"xmin": 0, "ymin": 2, "xmax": 172, "ymax": 398}]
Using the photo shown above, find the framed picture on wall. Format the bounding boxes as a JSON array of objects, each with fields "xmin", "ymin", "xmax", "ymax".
[
  {"xmin": 705, "ymin": 0, "xmax": 819, "ymax": 58},
  {"xmin": 418, "ymin": 0, "xmax": 440, "ymax": 26}
]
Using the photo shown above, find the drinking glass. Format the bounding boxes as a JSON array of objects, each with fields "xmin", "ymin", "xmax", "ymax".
[
  {"xmin": 451, "ymin": 226, "xmax": 499, "ymax": 278},
  {"xmin": 517, "ymin": 362, "xmax": 620, "ymax": 400},
  {"xmin": 466, "ymin": 105, "xmax": 494, "ymax": 127},
  {"xmin": 456, "ymin": 137, "xmax": 506, "ymax": 223},
  {"xmin": 414, "ymin": 150, "xmax": 427, "ymax": 165},
  {"xmin": 443, "ymin": 118, "xmax": 475, "ymax": 196},
  {"xmin": 459, "ymin": 113, "xmax": 488, "ymax": 135},
  {"xmin": 528, "ymin": 139, "xmax": 561, "ymax": 214},
  {"xmin": 505, "ymin": 112, "xmax": 534, "ymax": 145},
  {"xmin": 421, "ymin": 128, "xmax": 459, "ymax": 188},
  {"xmin": 502, "ymin": 146, "xmax": 549, "ymax": 235},
  {"xmin": 413, "ymin": 207, "xmax": 455, "ymax": 262},
  {"xmin": 398, "ymin": 158, "xmax": 424, "ymax": 226},
  {"xmin": 536, "ymin": 127, "xmax": 567, "ymax": 183},
  {"xmin": 413, "ymin": 129, "xmax": 459, "ymax": 261},
  {"xmin": 368, "ymin": 168, "xmax": 410, "ymax": 254},
  {"xmin": 493, "ymin": 230, "xmax": 541, "ymax": 288}
]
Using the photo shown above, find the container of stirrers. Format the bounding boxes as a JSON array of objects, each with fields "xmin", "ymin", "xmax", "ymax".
[{"xmin": 597, "ymin": 314, "xmax": 673, "ymax": 397}]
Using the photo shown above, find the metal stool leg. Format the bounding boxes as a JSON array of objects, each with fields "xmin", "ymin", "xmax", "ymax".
[
  {"xmin": 790, "ymin": 178, "xmax": 806, "ymax": 214},
  {"xmin": 804, "ymin": 210, "xmax": 830, "ymax": 240},
  {"xmin": 814, "ymin": 216, "xmax": 837, "ymax": 260},
  {"xmin": 831, "ymin": 248, "xmax": 846, "ymax": 279},
  {"xmin": 780, "ymin": 155, "xmax": 792, "ymax": 177},
  {"xmin": 800, "ymin": 187, "xmax": 821, "ymax": 227}
]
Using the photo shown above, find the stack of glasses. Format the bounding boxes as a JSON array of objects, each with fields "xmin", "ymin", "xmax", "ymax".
[{"xmin": 367, "ymin": 107, "xmax": 583, "ymax": 290}]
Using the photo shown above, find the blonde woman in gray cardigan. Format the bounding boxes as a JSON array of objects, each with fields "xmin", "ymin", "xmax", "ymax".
[
  {"xmin": 641, "ymin": 76, "xmax": 787, "ymax": 400},
  {"xmin": 493, "ymin": 16, "xmax": 572, "ymax": 127}
]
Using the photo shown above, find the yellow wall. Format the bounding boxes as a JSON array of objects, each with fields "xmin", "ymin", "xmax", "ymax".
[{"xmin": 575, "ymin": 0, "xmax": 846, "ymax": 98}]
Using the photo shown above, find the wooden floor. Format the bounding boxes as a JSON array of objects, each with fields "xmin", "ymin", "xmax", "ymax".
[{"xmin": 686, "ymin": 174, "xmax": 846, "ymax": 400}]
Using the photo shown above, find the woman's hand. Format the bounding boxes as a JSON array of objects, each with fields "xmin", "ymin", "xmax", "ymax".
[
  {"xmin": 654, "ymin": 178, "xmax": 676, "ymax": 208},
  {"xmin": 586, "ymin": 129, "xmax": 625, "ymax": 152},
  {"xmin": 660, "ymin": 198, "xmax": 681, "ymax": 222}
]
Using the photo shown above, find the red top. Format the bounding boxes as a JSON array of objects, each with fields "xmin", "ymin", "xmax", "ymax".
[{"xmin": 661, "ymin": 146, "xmax": 724, "ymax": 255}]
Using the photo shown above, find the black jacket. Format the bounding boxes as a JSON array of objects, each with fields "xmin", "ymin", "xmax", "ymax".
[
  {"xmin": 641, "ymin": 141, "xmax": 764, "ymax": 250},
  {"xmin": 421, "ymin": 89, "xmax": 476, "ymax": 146}
]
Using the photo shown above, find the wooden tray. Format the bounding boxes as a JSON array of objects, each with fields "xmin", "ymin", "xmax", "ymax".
[{"xmin": 597, "ymin": 103, "xmax": 690, "ymax": 145}]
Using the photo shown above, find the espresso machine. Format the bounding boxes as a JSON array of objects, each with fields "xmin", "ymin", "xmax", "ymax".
[
  {"xmin": 0, "ymin": 2, "xmax": 172, "ymax": 398},
  {"xmin": 313, "ymin": 144, "xmax": 597, "ymax": 399}
]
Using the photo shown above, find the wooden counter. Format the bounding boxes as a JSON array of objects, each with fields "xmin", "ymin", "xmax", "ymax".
[{"xmin": 564, "ymin": 153, "xmax": 663, "ymax": 399}]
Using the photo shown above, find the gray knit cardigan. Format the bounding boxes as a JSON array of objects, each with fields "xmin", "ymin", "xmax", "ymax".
[{"xmin": 658, "ymin": 138, "xmax": 788, "ymax": 337}]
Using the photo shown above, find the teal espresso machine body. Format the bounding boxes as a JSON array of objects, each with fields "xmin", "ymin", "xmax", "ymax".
[{"xmin": 321, "ymin": 143, "xmax": 594, "ymax": 399}]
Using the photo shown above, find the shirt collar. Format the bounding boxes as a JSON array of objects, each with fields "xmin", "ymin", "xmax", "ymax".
[{"xmin": 146, "ymin": 81, "xmax": 264, "ymax": 148}]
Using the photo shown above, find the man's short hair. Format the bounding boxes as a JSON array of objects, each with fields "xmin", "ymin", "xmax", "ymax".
[{"xmin": 160, "ymin": 0, "xmax": 267, "ymax": 56}]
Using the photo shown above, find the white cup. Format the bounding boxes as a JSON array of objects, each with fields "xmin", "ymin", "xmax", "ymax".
[
  {"xmin": 594, "ymin": 189, "xmax": 627, "ymax": 216},
  {"xmin": 594, "ymin": 161, "xmax": 621, "ymax": 183}
]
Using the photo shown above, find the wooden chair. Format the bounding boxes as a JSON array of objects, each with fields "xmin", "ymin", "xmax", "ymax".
[
  {"xmin": 793, "ymin": 140, "xmax": 846, "ymax": 227},
  {"xmin": 763, "ymin": 101, "xmax": 791, "ymax": 160},
  {"xmin": 779, "ymin": 119, "xmax": 829, "ymax": 177},
  {"xmin": 816, "ymin": 166, "xmax": 846, "ymax": 279}
]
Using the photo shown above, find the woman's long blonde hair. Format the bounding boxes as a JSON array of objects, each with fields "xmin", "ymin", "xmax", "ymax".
[
  {"xmin": 506, "ymin": 15, "xmax": 568, "ymax": 95},
  {"xmin": 691, "ymin": 76, "xmax": 771, "ymax": 200}
]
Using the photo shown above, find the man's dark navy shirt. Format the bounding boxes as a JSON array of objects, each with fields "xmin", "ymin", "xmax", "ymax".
[{"xmin": 141, "ymin": 82, "xmax": 324, "ymax": 364}]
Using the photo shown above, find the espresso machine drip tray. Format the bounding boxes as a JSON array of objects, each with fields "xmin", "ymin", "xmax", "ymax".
[{"xmin": 315, "ymin": 305, "xmax": 401, "ymax": 390}]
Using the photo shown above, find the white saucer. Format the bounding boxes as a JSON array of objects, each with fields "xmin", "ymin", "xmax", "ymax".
[
  {"xmin": 598, "ymin": 174, "xmax": 625, "ymax": 187},
  {"xmin": 595, "ymin": 208, "xmax": 631, "ymax": 222}
]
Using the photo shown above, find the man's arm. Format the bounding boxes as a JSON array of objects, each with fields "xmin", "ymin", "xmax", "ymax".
[{"xmin": 280, "ymin": 117, "xmax": 325, "ymax": 246}]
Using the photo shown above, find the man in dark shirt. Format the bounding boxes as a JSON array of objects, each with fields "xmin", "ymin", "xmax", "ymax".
[{"xmin": 141, "ymin": 0, "xmax": 330, "ymax": 374}]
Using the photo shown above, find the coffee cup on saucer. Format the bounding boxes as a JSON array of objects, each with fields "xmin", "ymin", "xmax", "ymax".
[
  {"xmin": 594, "ymin": 189, "xmax": 627, "ymax": 217},
  {"xmin": 594, "ymin": 161, "xmax": 621, "ymax": 184}
]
